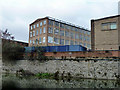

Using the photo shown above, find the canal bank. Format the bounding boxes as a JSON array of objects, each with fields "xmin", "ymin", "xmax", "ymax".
[
  {"xmin": 2, "ymin": 59, "xmax": 120, "ymax": 80},
  {"xmin": 2, "ymin": 74, "xmax": 120, "ymax": 88}
]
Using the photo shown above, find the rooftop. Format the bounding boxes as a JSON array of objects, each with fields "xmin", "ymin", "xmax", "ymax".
[
  {"xmin": 92, "ymin": 15, "xmax": 120, "ymax": 21},
  {"xmin": 30, "ymin": 16, "xmax": 90, "ymax": 32}
]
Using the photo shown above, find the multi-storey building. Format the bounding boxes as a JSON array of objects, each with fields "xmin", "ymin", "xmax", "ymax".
[
  {"xmin": 91, "ymin": 15, "xmax": 120, "ymax": 51},
  {"xmin": 29, "ymin": 17, "xmax": 91, "ymax": 49}
]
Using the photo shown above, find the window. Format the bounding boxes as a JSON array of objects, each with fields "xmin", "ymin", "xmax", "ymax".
[
  {"xmin": 48, "ymin": 27, "xmax": 53, "ymax": 34},
  {"xmin": 65, "ymin": 40, "xmax": 69, "ymax": 45},
  {"xmin": 54, "ymin": 28, "xmax": 59, "ymax": 35},
  {"xmin": 30, "ymin": 26, "xmax": 32, "ymax": 30},
  {"xmin": 48, "ymin": 36, "xmax": 53, "ymax": 43},
  {"xmin": 60, "ymin": 24, "xmax": 64, "ymax": 28},
  {"xmin": 60, "ymin": 39, "xmax": 64, "ymax": 45},
  {"xmin": 30, "ymin": 32, "xmax": 32, "ymax": 37},
  {"xmin": 40, "ymin": 22, "xmax": 42, "ymax": 26},
  {"xmin": 65, "ymin": 31, "xmax": 69, "ymax": 37},
  {"xmin": 48, "ymin": 20, "xmax": 53, "ymax": 26},
  {"xmin": 39, "ymin": 37, "xmax": 42, "ymax": 43},
  {"xmin": 102, "ymin": 23, "xmax": 108, "ymax": 30},
  {"xmin": 33, "ymin": 25, "xmax": 35, "ymax": 29},
  {"xmin": 33, "ymin": 40, "xmax": 35, "ymax": 44},
  {"xmin": 110, "ymin": 22, "xmax": 117, "ymax": 29},
  {"xmin": 80, "ymin": 30, "xmax": 83, "ymax": 33},
  {"xmin": 36, "ymin": 30, "xmax": 38, "ymax": 35},
  {"xmin": 55, "ymin": 22, "xmax": 59, "ymax": 27},
  {"xmin": 71, "ymin": 27, "xmax": 74, "ymax": 31},
  {"xmin": 75, "ymin": 28, "xmax": 78, "ymax": 32},
  {"xmin": 60, "ymin": 30, "xmax": 64, "ymax": 36},
  {"xmin": 87, "ymin": 32, "xmax": 90, "ymax": 35},
  {"xmin": 75, "ymin": 41, "xmax": 78, "ymax": 45},
  {"xmin": 54, "ymin": 38, "xmax": 59, "ymax": 44},
  {"xmin": 43, "ymin": 27, "xmax": 46, "ymax": 33},
  {"xmin": 86, "ymin": 36, "xmax": 90, "ymax": 41},
  {"xmin": 43, "ymin": 37, "xmax": 46, "ymax": 43},
  {"xmin": 84, "ymin": 43, "xmax": 86, "ymax": 47},
  {"xmin": 33, "ymin": 31, "xmax": 35, "ymax": 36},
  {"xmin": 101, "ymin": 22, "xmax": 117, "ymax": 30},
  {"xmin": 65, "ymin": 25, "xmax": 70, "ymax": 30},
  {"xmin": 70, "ymin": 32, "xmax": 74, "ymax": 39},
  {"xmin": 87, "ymin": 44, "xmax": 91, "ymax": 48},
  {"xmin": 44, "ymin": 20, "xmax": 46, "ymax": 25},
  {"xmin": 37, "ymin": 24, "xmax": 39, "ymax": 27},
  {"xmin": 75, "ymin": 34, "xmax": 79, "ymax": 39},
  {"xmin": 79, "ymin": 35, "xmax": 82, "ymax": 40},
  {"xmin": 36, "ymin": 39, "xmax": 38, "ymax": 44},
  {"xmin": 79, "ymin": 42, "xmax": 82, "ymax": 45},
  {"xmin": 70, "ymin": 40, "xmax": 74, "ymax": 45},
  {"xmin": 83, "ymin": 31, "xmax": 86, "ymax": 34},
  {"xmin": 40, "ymin": 28, "xmax": 42, "ymax": 34},
  {"xmin": 84, "ymin": 36, "xmax": 86, "ymax": 41}
]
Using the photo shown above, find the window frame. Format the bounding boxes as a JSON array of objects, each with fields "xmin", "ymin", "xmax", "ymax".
[{"xmin": 101, "ymin": 22, "xmax": 117, "ymax": 30}]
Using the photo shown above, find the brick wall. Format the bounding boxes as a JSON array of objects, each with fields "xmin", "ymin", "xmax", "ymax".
[{"xmin": 44, "ymin": 51, "xmax": 120, "ymax": 58}]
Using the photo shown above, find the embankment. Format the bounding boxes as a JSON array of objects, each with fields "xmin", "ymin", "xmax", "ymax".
[{"xmin": 2, "ymin": 59, "xmax": 120, "ymax": 80}]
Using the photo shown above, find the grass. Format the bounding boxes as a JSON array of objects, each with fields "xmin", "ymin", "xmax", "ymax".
[{"xmin": 35, "ymin": 73, "xmax": 54, "ymax": 78}]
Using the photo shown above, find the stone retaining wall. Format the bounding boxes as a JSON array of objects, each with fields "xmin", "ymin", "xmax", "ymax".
[{"xmin": 2, "ymin": 59, "xmax": 120, "ymax": 80}]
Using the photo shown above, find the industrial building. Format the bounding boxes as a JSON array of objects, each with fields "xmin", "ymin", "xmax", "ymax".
[
  {"xmin": 29, "ymin": 16, "xmax": 91, "ymax": 49},
  {"xmin": 91, "ymin": 15, "xmax": 120, "ymax": 51}
]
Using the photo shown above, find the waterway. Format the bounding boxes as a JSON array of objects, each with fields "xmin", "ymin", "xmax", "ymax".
[{"xmin": 2, "ymin": 74, "xmax": 120, "ymax": 88}]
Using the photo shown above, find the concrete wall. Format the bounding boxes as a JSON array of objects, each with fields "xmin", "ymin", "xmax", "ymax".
[
  {"xmin": 2, "ymin": 60, "xmax": 120, "ymax": 80},
  {"xmin": 91, "ymin": 15, "xmax": 120, "ymax": 50}
]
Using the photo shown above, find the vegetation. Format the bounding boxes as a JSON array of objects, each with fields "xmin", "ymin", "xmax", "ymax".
[
  {"xmin": 35, "ymin": 47, "xmax": 48, "ymax": 60},
  {"xmin": 2, "ymin": 41, "xmax": 24, "ymax": 61},
  {"xmin": 1, "ymin": 29, "xmax": 24, "ymax": 61},
  {"xmin": 35, "ymin": 73, "xmax": 54, "ymax": 78},
  {"xmin": 24, "ymin": 47, "xmax": 48, "ymax": 61}
]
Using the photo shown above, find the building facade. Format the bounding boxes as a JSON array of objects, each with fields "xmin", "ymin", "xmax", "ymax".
[
  {"xmin": 29, "ymin": 17, "xmax": 91, "ymax": 49},
  {"xmin": 91, "ymin": 15, "xmax": 120, "ymax": 51}
]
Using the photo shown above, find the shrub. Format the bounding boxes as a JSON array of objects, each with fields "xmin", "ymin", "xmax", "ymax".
[
  {"xmin": 2, "ymin": 41, "xmax": 24, "ymax": 61},
  {"xmin": 35, "ymin": 47, "xmax": 48, "ymax": 60}
]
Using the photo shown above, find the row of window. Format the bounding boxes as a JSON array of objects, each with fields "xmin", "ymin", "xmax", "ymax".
[
  {"xmin": 48, "ymin": 28, "xmax": 90, "ymax": 41},
  {"xmin": 30, "ymin": 27, "xmax": 46, "ymax": 37},
  {"xmin": 48, "ymin": 27, "xmax": 90, "ymax": 36},
  {"xmin": 30, "ymin": 37, "xmax": 91, "ymax": 48},
  {"xmin": 30, "ymin": 28, "xmax": 90, "ymax": 41},
  {"xmin": 30, "ymin": 20, "xmax": 46, "ymax": 30},
  {"xmin": 48, "ymin": 36, "xmax": 90, "ymax": 47},
  {"xmin": 101, "ymin": 22, "xmax": 117, "ymax": 30},
  {"xmin": 30, "ymin": 37, "xmax": 46, "ymax": 44},
  {"xmin": 48, "ymin": 20, "xmax": 90, "ymax": 35}
]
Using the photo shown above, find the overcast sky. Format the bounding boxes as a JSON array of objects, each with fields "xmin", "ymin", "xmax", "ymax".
[{"xmin": 0, "ymin": 0, "xmax": 119, "ymax": 42}]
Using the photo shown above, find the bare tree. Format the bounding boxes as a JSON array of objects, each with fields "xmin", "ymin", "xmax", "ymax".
[{"xmin": 0, "ymin": 29, "xmax": 14, "ymax": 40}]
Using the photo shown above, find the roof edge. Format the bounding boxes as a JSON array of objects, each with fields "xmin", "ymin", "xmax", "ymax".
[{"xmin": 91, "ymin": 15, "xmax": 120, "ymax": 21}]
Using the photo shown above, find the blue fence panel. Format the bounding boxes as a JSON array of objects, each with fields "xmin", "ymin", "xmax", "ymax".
[
  {"xmin": 49, "ymin": 46, "xmax": 58, "ymax": 52},
  {"xmin": 45, "ymin": 46, "xmax": 50, "ymax": 52},
  {"xmin": 68, "ymin": 45, "xmax": 87, "ymax": 52},
  {"xmin": 79, "ymin": 45, "xmax": 87, "ymax": 51},
  {"xmin": 68, "ymin": 45, "xmax": 80, "ymax": 51},
  {"xmin": 24, "ymin": 45, "xmax": 87, "ymax": 53},
  {"xmin": 24, "ymin": 47, "xmax": 35, "ymax": 53},
  {"xmin": 57, "ymin": 46, "xmax": 67, "ymax": 52}
]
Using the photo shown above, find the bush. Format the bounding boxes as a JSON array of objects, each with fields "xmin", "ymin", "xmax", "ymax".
[
  {"xmin": 24, "ymin": 46, "xmax": 48, "ymax": 61},
  {"xmin": 35, "ymin": 47, "xmax": 48, "ymax": 60},
  {"xmin": 35, "ymin": 73, "xmax": 54, "ymax": 78},
  {"xmin": 2, "ymin": 41, "xmax": 24, "ymax": 61}
]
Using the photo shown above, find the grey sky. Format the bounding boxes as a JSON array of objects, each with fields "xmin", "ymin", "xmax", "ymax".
[{"xmin": 0, "ymin": 0, "xmax": 119, "ymax": 42}]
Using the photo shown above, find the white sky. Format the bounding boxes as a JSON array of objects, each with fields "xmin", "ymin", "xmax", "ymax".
[{"xmin": 0, "ymin": 0, "xmax": 119, "ymax": 42}]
